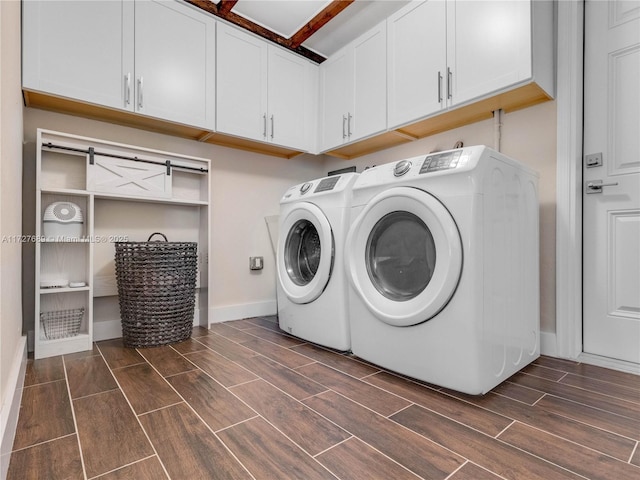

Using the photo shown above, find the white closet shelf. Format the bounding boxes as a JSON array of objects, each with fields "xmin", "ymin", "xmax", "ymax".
[
  {"xmin": 33, "ymin": 128, "xmax": 211, "ymax": 359},
  {"xmin": 40, "ymin": 286, "xmax": 90, "ymax": 295}
]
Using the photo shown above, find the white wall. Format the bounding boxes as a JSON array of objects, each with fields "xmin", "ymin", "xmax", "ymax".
[
  {"xmin": 23, "ymin": 101, "xmax": 557, "ymax": 336},
  {"xmin": 1, "ymin": 1, "xmax": 27, "ymax": 478},
  {"xmin": 323, "ymin": 101, "xmax": 558, "ymax": 334},
  {"xmin": 22, "ymin": 108, "xmax": 325, "ymax": 330}
]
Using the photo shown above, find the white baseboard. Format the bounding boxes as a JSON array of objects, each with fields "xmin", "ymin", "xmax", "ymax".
[
  {"xmin": 93, "ymin": 319, "xmax": 122, "ymax": 342},
  {"xmin": 539, "ymin": 330, "xmax": 639, "ymax": 375},
  {"xmin": 1, "ymin": 337, "xmax": 27, "ymax": 480},
  {"xmin": 209, "ymin": 300, "xmax": 277, "ymax": 324},
  {"xmin": 578, "ymin": 353, "xmax": 640, "ymax": 376},
  {"xmin": 540, "ymin": 330, "xmax": 557, "ymax": 358},
  {"xmin": 93, "ymin": 308, "xmax": 207, "ymax": 342}
]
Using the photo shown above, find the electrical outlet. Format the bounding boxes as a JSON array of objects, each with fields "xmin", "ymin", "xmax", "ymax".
[{"xmin": 250, "ymin": 256, "xmax": 264, "ymax": 271}]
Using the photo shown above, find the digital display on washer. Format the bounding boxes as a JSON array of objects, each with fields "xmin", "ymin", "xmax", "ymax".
[
  {"xmin": 419, "ymin": 150, "xmax": 462, "ymax": 174},
  {"xmin": 314, "ymin": 176, "xmax": 340, "ymax": 192}
]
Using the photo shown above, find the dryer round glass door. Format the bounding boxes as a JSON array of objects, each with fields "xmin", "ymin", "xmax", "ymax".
[
  {"xmin": 278, "ymin": 202, "xmax": 334, "ymax": 304},
  {"xmin": 346, "ymin": 187, "xmax": 462, "ymax": 326}
]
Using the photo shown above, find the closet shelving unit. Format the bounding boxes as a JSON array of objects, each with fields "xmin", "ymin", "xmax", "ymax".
[{"xmin": 34, "ymin": 129, "xmax": 211, "ymax": 359}]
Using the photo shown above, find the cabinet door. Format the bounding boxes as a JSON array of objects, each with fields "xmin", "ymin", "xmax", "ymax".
[
  {"xmin": 447, "ymin": 0, "xmax": 532, "ymax": 106},
  {"xmin": 216, "ymin": 23, "xmax": 268, "ymax": 142},
  {"xmin": 268, "ymin": 47, "xmax": 312, "ymax": 151},
  {"xmin": 352, "ymin": 22, "xmax": 387, "ymax": 141},
  {"xmin": 319, "ymin": 48, "xmax": 354, "ymax": 151},
  {"xmin": 387, "ymin": 0, "xmax": 447, "ymax": 129},
  {"xmin": 22, "ymin": 0, "xmax": 134, "ymax": 111},
  {"xmin": 135, "ymin": 0, "xmax": 216, "ymax": 130}
]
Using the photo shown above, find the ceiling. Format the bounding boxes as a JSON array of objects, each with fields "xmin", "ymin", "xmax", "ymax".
[{"xmin": 185, "ymin": 0, "xmax": 410, "ymax": 63}]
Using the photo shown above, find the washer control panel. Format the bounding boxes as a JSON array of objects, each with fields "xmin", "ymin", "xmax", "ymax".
[
  {"xmin": 299, "ymin": 182, "xmax": 313, "ymax": 194},
  {"xmin": 394, "ymin": 159, "xmax": 412, "ymax": 177},
  {"xmin": 314, "ymin": 175, "xmax": 341, "ymax": 193},
  {"xmin": 419, "ymin": 150, "xmax": 462, "ymax": 174}
]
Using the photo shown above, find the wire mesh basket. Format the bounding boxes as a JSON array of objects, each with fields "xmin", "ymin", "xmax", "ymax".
[
  {"xmin": 115, "ymin": 232, "xmax": 197, "ymax": 348},
  {"xmin": 40, "ymin": 308, "xmax": 84, "ymax": 340}
]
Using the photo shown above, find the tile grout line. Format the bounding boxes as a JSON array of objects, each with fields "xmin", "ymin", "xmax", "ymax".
[
  {"xmin": 518, "ymin": 370, "xmax": 640, "ymax": 408},
  {"xmin": 87, "ymin": 454, "xmax": 158, "ymax": 480},
  {"xmin": 528, "ymin": 385, "xmax": 640, "ymax": 424},
  {"xmin": 315, "ymin": 388, "xmax": 472, "ymax": 466},
  {"xmin": 494, "ymin": 419, "xmax": 517, "ymax": 439},
  {"xmin": 201, "ymin": 327, "xmax": 481, "ymax": 478},
  {"xmin": 532, "ymin": 393, "xmax": 640, "ymax": 445},
  {"xmin": 628, "ymin": 441, "xmax": 639, "ymax": 465},
  {"xmin": 205, "ymin": 327, "xmax": 321, "ymax": 370},
  {"xmin": 443, "ymin": 460, "xmax": 509, "ymax": 480},
  {"xmin": 514, "ymin": 418, "xmax": 640, "ymax": 466},
  {"xmin": 535, "ymin": 360, "xmax": 640, "ymax": 392},
  {"xmin": 492, "ymin": 423, "xmax": 593, "ymax": 480},
  {"xmin": 310, "ymin": 435, "xmax": 354, "ymax": 458},
  {"xmin": 135, "ymin": 344, "xmax": 259, "ymax": 480},
  {"xmin": 9, "ymin": 432, "xmax": 77, "ymax": 455},
  {"xmin": 213, "ymin": 415, "xmax": 261, "ymax": 435},
  {"xmin": 95, "ymin": 342, "xmax": 173, "ymax": 480},
  {"xmin": 182, "ymin": 346, "xmax": 350, "ymax": 476},
  {"xmin": 328, "ymin": 431, "xmax": 435, "ymax": 480},
  {"xmin": 194, "ymin": 326, "xmax": 640, "ymax": 471},
  {"xmin": 302, "ymin": 389, "xmax": 444, "ymax": 480},
  {"xmin": 14, "ymin": 327, "xmax": 640, "ymax": 480},
  {"xmin": 61, "ymin": 355, "xmax": 89, "ymax": 480},
  {"xmin": 443, "ymin": 460, "xmax": 468, "ymax": 480}
]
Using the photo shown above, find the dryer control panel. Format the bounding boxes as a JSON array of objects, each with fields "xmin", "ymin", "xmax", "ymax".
[{"xmin": 419, "ymin": 150, "xmax": 463, "ymax": 174}]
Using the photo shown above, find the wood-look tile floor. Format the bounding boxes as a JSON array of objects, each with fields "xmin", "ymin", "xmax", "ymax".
[{"xmin": 8, "ymin": 316, "xmax": 640, "ymax": 479}]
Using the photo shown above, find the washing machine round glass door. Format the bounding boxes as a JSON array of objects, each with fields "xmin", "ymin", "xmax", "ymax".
[
  {"xmin": 278, "ymin": 202, "xmax": 334, "ymax": 304},
  {"xmin": 346, "ymin": 187, "xmax": 462, "ymax": 326}
]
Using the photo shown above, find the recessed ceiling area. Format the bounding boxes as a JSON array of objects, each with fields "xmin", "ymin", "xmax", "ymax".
[
  {"xmin": 186, "ymin": 0, "xmax": 410, "ymax": 61},
  {"xmin": 233, "ymin": 1, "xmax": 332, "ymax": 39},
  {"xmin": 301, "ymin": 0, "xmax": 410, "ymax": 57}
]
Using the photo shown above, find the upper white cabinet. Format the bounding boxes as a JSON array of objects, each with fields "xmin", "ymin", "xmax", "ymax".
[
  {"xmin": 387, "ymin": 1, "xmax": 447, "ymax": 128},
  {"xmin": 446, "ymin": 0, "xmax": 534, "ymax": 106},
  {"xmin": 319, "ymin": 48, "xmax": 352, "ymax": 150},
  {"xmin": 320, "ymin": 22, "xmax": 387, "ymax": 152},
  {"xmin": 216, "ymin": 23, "xmax": 315, "ymax": 152},
  {"xmin": 22, "ymin": 1, "xmax": 134, "ymax": 111},
  {"xmin": 268, "ymin": 47, "xmax": 317, "ymax": 152},
  {"xmin": 23, "ymin": 0, "xmax": 216, "ymax": 130},
  {"xmin": 387, "ymin": 0, "xmax": 554, "ymax": 130},
  {"xmin": 134, "ymin": 0, "xmax": 216, "ymax": 129}
]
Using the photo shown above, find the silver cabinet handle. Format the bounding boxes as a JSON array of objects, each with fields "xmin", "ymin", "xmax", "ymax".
[
  {"xmin": 342, "ymin": 115, "xmax": 347, "ymax": 139},
  {"xmin": 137, "ymin": 76, "xmax": 144, "ymax": 109},
  {"xmin": 263, "ymin": 113, "xmax": 267, "ymax": 137},
  {"xmin": 586, "ymin": 180, "xmax": 619, "ymax": 194},
  {"xmin": 447, "ymin": 67, "xmax": 452, "ymax": 100},
  {"xmin": 125, "ymin": 73, "xmax": 131, "ymax": 106},
  {"xmin": 270, "ymin": 114, "xmax": 274, "ymax": 139},
  {"xmin": 348, "ymin": 113, "xmax": 352, "ymax": 138},
  {"xmin": 437, "ymin": 71, "xmax": 443, "ymax": 103}
]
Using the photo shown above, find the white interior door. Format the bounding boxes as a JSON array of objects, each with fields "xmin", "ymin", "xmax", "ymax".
[{"xmin": 583, "ymin": 0, "xmax": 640, "ymax": 364}]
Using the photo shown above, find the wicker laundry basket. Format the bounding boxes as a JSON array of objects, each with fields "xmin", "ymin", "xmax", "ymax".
[{"xmin": 115, "ymin": 233, "xmax": 197, "ymax": 348}]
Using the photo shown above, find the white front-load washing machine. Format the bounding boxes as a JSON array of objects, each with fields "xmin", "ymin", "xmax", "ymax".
[
  {"xmin": 277, "ymin": 173, "xmax": 358, "ymax": 351},
  {"xmin": 345, "ymin": 146, "xmax": 539, "ymax": 394}
]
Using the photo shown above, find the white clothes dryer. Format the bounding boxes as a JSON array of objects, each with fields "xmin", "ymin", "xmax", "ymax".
[
  {"xmin": 277, "ymin": 173, "xmax": 358, "ymax": 351},
  {"xmin": 345, "ymin": 146, "xmax": 539, "ymax": 394}
]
